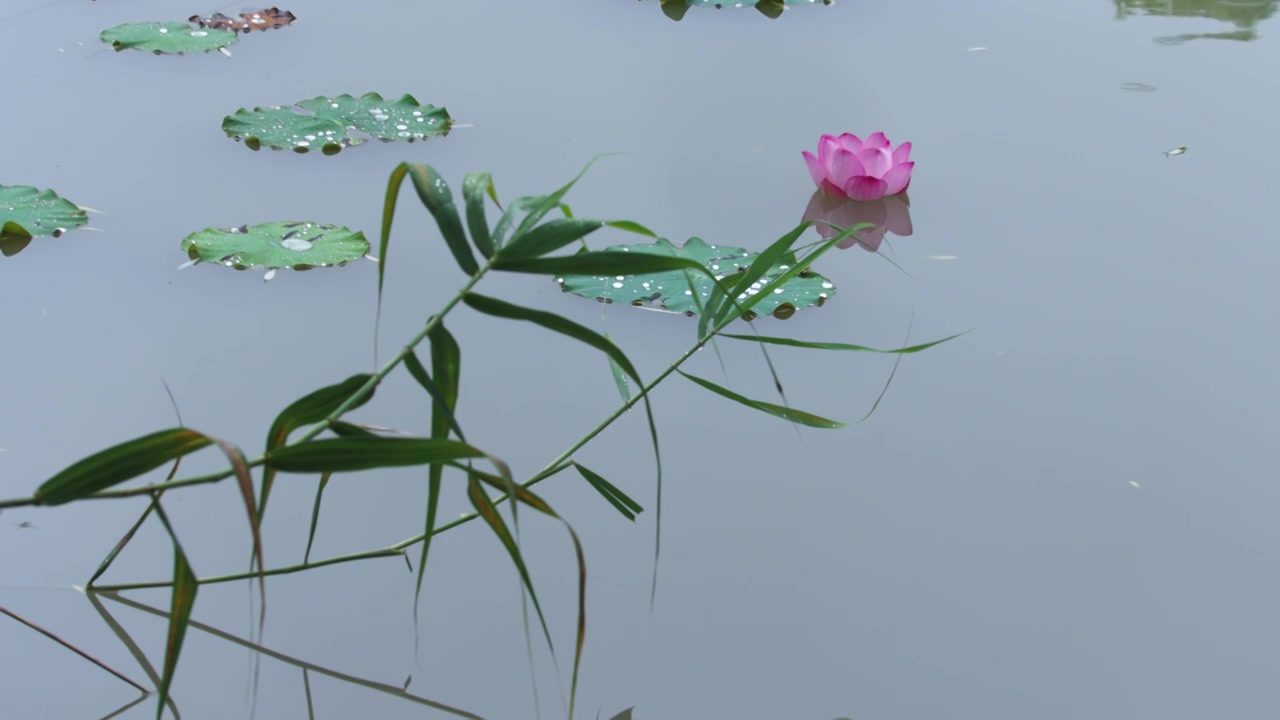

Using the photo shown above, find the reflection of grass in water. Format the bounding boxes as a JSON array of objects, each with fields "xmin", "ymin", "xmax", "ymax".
[
  {"xmin": 1114, "ymin": 0, "xmax": 1278, "ymax": 29},
  {"xmin": 94, "ymin": 591, "xmax": 486, "ymax": 719},
  {"xmin": 1155, "ymin": 28, "xmax": 1259, "ymax": 42}
]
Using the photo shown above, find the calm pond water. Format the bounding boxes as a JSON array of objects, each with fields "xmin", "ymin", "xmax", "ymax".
[{"xmin": 3, "ymin": 0, "xmax": 1279, "ymax": 718}]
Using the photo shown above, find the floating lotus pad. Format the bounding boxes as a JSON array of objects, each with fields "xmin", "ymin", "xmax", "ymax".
[
  {"xmin": 659, "ymin": 0, "xmax": 833, "ymax": 20},
  {"xmin": 557, "ymin": 238, "xmax": 835, "ymax": 319},
  {"xmin": 100, "ymin": 22, "xmax": 239, "ymax": 54},
  {"xmin": 0, "ymin": 184, "xmax": 89, "ymax": 256},
  {"xmin": 180, "ymin": 221, "xmax": 369, "ymax": 271},
  {"xmin": 222, "ymin": 93, "xmax": 451, "ymax": 155}
]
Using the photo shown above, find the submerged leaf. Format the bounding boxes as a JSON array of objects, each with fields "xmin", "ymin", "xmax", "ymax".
[
  {"xmin": 557, "ymin": 238, "xmax": 834, "ymax": 318},
  {"xmin": 100, "ymin": 22, "xmax": 238, "ymax": 55},
  {"xmin": 222, "ymin": 93, "xmax": 451, "ymax": 154},
  {"xmin": 180, "ymin": 221, "xmax": 369, "ymax": 271},
  {"xmin": 0, "ymin": 184, "xmax": 89, "ymax": 256}
]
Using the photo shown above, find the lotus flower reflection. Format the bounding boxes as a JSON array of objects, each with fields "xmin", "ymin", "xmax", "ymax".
[
  {"xmin": 801, "ymin": 190, "xmax": 913, "ymax": 252},
  {"xmin": 802, "ymin": 132, "xmax": 913, "ymax": 201}
]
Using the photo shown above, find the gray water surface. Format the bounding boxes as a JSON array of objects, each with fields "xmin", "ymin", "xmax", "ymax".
[{"xmin": 2, "ymin": 0, "xmax": 1278, "ymax": 718}]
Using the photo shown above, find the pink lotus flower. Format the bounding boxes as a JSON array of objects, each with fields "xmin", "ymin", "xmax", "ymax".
[
  {"xmin": 801, "ymin": 190, "xmax": 913, "ymax": 252},
  {"xmin": 802, "ymin": 132, "xmax": 914, "ymax": 201}
]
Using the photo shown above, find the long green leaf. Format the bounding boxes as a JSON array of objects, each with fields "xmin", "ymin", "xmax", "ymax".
[
  {"xmin": 493, "ymin": 251, "xmax": 712, "ymax": 279},
  {"xmin": 573, "ymin": 462, "xmax": 643, "ymax": 521},
  {"xmin": 327, "ymin": 421, "xmax": 376, "ymax": 437},
  {"xmin": 428, "ymin": 323, "xmax": 462, "ymax": 416},
  {"xmin": 35, "ymin": 429, "xmax": 212, "ymax": 505},
  {"xmin": 376, "ymin": 164, "xmax": 476, "ymax": 357},
  {"xmin": 303, "ymin": 472, "xmax": 331, "ymax": 565},
  {"xmin": 677, "ymin": 370, "xmax": 846, "ymax": 428},
  {"xmin": 566, "ymin": 519, "xmax": 587, "ymax": 720},
  {"xmin": 413, "ymin": 321, "xmax": 464, "ymax": 629},
  {"xmin": 404, "ymin": 350, "xmax": 465, "ymax": 441},
  {"xmin": 462, "ymin": 293, "xmax": 642, "ymax": 386},
  {"xmin": 87, "ymin": 507, "xmax": 154, "ymax": 589},
  {"xmin": 260, "ymin": 374, "xmax": 376, "ymax": 521},
  {"xmin": 461, "ymin": 172, "xmax": 495, "ymax": 259},
  {"xmin": 491, "ymin": 194, "xmax": 545, "ymax": 251},
  {"xmin": 466, "ymin": 476, "xmax": 555, "ymax": 652},
  {"xmin": 267, "ymin": 438, "xmax": 483, "ymax": 473},
  {"xmin": 499, "ymin": 218, "xmax": 605, "ymax": 260},
  {"xmin": 86, "ymin": 427, "xmax": 190, "ymax": 588},
  {"xmin": 525, "ymin": 460, "xmax": 576, "ymax": 487},
  {"xmin": 714, "ymin": 222, "xmax": 873, "ymax": 330},
  {"xmin": 606, "ymin": 342, "xmax": 631, "ymax": 402},
  {"xmin": 486, "ymin": 254, "xmax": 677, "ymax": 606},
  {"xmin": 158, "ymin": 551, "xmax": 196, "ymax": 720},
  {"xmin": 720, "ymin": 332, "xmax": 965, "ymax": 353},
  {"xmin": 378, "ymin": 163, "xmax": 410, "ymax": 301},
  {"xmin": 604, "ymin": 220, "xmax": 657, "ymax": 238},
  {"xmin": 464, "ymin": 467, "xmax": 553, "ymax": 515},
  {"xmin": 500, "ymin": 218, "xmax": 655, "ymax": 261},
  {"xmin": 510, "ymin": 156, "xmax": 608, "ymax": 240},
  {"xmin": 464, "ymin": 468, "xmax": 588, "ymax": 719},
  {"xmin": 709, "ymin": 221, "xmax": 811, "ymax": 331},
  {"xmin": 214, "ymin": 438, "xmax": 265, "ymax": 642},
  {"xmin": 151, "ymin": 502, "xmax": 197, "ymax": 720},
  {"xmin": 405, "ymin": 164, "xmax": 478, "ymax": 275}
]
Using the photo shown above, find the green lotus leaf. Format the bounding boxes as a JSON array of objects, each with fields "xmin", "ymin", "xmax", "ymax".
[
  {"xmin": 180, "ymin": 221, "xmax": 370, "ymax": 272},
  {"xmin": 100, "ymin": 22, "xmax": 239, "ymax": 55},
  {"xmin": 222, "ymin": 93, "xmax": 452, "ymax": 155},
  {"xmin": 0, "ymin": 184, "xmax": 89, "ymax": 257},
  {"xmin": 557, "ymin": 238, "xmax": 834, "ymax": 319}
]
